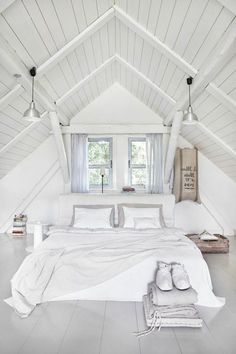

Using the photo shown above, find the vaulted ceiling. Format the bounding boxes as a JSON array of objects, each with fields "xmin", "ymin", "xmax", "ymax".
[{"xmin": 0, "ymin": 0, "xmax": 235, "ymax": 181}]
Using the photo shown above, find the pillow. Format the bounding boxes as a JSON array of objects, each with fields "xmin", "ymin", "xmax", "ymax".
[
  {"xmin": 71, "ymin": 205, "xmax": 115, "ymax": 229},
  {"xmin": 133, "ymin": 217, "xmax": 159, "ymax": 229},
  {"xmin": 118, "ymin": 203, "xmax": 166, "ymax": 228}
]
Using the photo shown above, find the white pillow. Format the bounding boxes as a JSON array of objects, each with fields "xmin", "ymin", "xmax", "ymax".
[
  {"xmin": 122, "ymin": 206, "xmax": 163, "ymax": 228},
  {"xmin": 133, "ymin": 217, "xmax": 159, "ymax": 229},
  {"xmin": 73, "ymin": 207, "xmax": 113, "ymax": 229}
]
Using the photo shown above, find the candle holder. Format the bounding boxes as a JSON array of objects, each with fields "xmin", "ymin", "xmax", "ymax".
[{"xmin": 100, "ymin": 168, "xmax": 105, "ymax": 194}]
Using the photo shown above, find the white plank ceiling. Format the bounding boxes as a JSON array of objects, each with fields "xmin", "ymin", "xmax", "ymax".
[{"xmin": 0, "ymin": 0, "xmax": 235, "ymax": 181}]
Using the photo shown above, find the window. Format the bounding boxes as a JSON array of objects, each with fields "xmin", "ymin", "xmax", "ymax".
[
  {"xmin": 88, "ymin": 137, "xmax": 113, "ymax": 188},
  {"xmin": 128, "ymin": 138, "xmax": 147, "ymax": 188}
]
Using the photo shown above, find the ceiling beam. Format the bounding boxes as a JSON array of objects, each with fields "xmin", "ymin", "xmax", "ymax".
[
  {"xmin": 37, "ymin": 7, "xmax": 114, "ymax": 78},
  {"xmin": 0, "ymin": 84, "xmax": 24, "ymax": 110},
  {"xmin": 197, "ymin": 122, "xmax": 236, "ymax": 161},
  {"xmin": 216, "ymin": 0, "xmax": 236, "ymax": 15},
  {"xmin": 164, "ymin": 24, "xmax": 236, "ymax": 125},
  {"xmin": 114, "ymin": 5, "xmax": 197, "ymax": 77},
  {"xmin": 116, "ymin": 55, "xmax": 176, "ymax": 105},
  {"xmin": 0, "ymin": 35, "xmax": 69, "ymax": 125},
  {"xmin": 49, "ymin": 111, "xmax": 70, "ymax": 183},
  {"xmin": 0, "ymin": 111, "xmax": 48, "ymax": 157},
  {"xmin": 206, "ymin": 83, "xmax": 236, "ymax": 116},
  {"xmin": 0, "ymin": 0, "xmax": 16, "ymax": 13},
  {"xmin": 60, "ymin": 124, "xmax": 170, "ymax": 134},
  {"xmin": 57, "ymin": 56, "xmax": 116, "ymax": 105}
]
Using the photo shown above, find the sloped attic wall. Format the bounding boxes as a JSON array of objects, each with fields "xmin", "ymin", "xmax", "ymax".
[
  {"xmin": 176, "ymin": 136, "xmax": 236, "ymax": 235},
  {"xmin": 0, "ymin": 136, "xmax": 64, "ymax": 233}
]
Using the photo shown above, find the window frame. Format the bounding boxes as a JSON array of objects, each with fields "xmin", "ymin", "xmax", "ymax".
[
  {"xmin": 88, "ymin": 137, "xmax": 113, "ymax": 189},
  {"xmin": 128, "ymin": 137, "xmax": 147, "ymax": 189}
]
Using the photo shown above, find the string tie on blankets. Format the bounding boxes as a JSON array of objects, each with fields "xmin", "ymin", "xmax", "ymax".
[{"xmin": 135, "ymin": 311, "xmax": 162, "ymax": 337}]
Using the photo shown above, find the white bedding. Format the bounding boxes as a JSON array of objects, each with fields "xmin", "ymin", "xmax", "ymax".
[{"xmin": 10, "ymin": 227, "xmax": 223, "ymax": 317}]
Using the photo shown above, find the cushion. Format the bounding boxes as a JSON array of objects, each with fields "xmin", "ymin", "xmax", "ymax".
[
  {"xmin": 71, "ymin": 205, "xmax": 115, "ymax": 229},
  {"xmin": 118, "ymin": 203, "xmax": 166, "ymax": 228},
  {"xmin": 133, "ymin": 217, "xmax": 159, "ymax": 229}
]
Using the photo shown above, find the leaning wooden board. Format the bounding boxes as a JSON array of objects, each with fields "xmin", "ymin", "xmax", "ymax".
[{"xmin": 186, "ymin": 234, "xmax": 229, "ymax": 254}]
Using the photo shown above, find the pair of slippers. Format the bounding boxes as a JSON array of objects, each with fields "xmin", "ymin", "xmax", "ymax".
[{"xmin": 156, "ymin": 262, "xmax": 191, "ymax": 291}]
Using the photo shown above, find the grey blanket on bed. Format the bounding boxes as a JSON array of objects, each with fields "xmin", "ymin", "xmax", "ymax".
[{"xmin": 148, "ymin": 282, "xmax": 198, "ymax": 306}]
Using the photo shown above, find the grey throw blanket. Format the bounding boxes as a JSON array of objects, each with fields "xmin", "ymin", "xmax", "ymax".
[
  {"xmin": 148, "ymin": 282, "xmax": 198, "ymax": 306},
  {"xmin": 146, "ymin": 293, "xmax": 199, "ymax": 319}
]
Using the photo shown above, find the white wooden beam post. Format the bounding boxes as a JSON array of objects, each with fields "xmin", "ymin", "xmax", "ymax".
[
  {"xmin": 164, "ymin": 111, "xmax": 183, "ymax": 183},
  {"xmin": 114, "ymin": 6, "xmax": 197, "ymax": 77},
  {"xmin": 0, "ymin": 35, "xmax": 68, "ymax": 125},
  {"xmin": 49, "ymin": 110, "xmax": 70, "ymax": 183}
]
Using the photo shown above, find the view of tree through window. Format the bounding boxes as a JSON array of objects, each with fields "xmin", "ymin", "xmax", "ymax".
[
  {"xmin": 88, "ymin": 138, "xmax": 112, "ymax": 187},
  {"xmin": 129, "ymin": 139, "xmax": 146, "ymax": 187}
]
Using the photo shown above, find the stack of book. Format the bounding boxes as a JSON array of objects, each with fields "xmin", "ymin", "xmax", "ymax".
[{"xmin": 12, "ymin": 214, "xmax": 27, "ymax": 236}]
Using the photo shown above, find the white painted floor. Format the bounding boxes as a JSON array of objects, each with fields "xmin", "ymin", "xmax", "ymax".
[{"xmin": 0, "ymin": 233, "xmax": 236, "ymax": 354}]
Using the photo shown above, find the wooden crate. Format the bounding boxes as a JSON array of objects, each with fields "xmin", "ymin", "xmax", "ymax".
[{"xmin": 186, "ymin": 234, "xmax": 229, "ymax": 254}]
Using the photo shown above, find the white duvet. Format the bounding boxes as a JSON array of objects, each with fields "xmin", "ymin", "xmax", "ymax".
[{"xmin": 10, "ymin": 227, "xmax": 223, "ymax": 317}]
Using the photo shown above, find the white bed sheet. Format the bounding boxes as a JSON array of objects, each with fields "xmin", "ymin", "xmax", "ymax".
[
  {"xmin": 10, "ymin": 227, "xmax": 223, "ymax": 317},
  {"xmin": 49, "ymin": 228, "xmax": 221, "ymax": 307}
]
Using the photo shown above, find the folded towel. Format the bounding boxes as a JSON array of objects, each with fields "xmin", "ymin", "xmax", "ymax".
[
  {"xmin": 146, "ymin": 293, "xmax": 199, "ymax": 319},
  {"xmin": 149, "ymin": 282, "xmax": 198, "ymax": 306}
]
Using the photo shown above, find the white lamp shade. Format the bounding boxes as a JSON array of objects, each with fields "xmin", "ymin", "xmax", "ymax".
[
  {"xmin": 182, "ymin": 105, "xmax": 198, "ymax": 125},
  {"xmin": 23, "ymin": 101, "xmax": 41, "ymax": 122}
]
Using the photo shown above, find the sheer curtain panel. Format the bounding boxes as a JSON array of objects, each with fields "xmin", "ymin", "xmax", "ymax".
[
  {"xmin": 146, "ymin": 133, "xmax": 163, "ymax": 194},
  {"xmin": 71, "ymin": 134, "xmax": 89, "ymax": 193}
]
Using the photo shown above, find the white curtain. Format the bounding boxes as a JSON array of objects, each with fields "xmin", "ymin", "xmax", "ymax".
[
  {"xmin": 146, "ymin": 133, "xmax": 163, "ymax": 194},
  {"xmin": 71, "ymin": 134, "xmax": 89, "ymax": 193}
]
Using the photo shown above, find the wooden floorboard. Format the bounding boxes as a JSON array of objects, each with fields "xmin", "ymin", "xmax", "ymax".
[{"xmin": 0, "ymin": 233, "xmax": 236, "ymax": 354}]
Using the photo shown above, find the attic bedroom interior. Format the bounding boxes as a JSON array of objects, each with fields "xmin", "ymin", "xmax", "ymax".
[{"xmin": 0, "ymin": 0, "xmax": 236, "ymax": 353}]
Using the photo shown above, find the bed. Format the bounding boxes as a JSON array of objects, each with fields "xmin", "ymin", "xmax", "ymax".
[{"xmin": 9, "ymin": 193, "xmax": 224, "ymax": 317}]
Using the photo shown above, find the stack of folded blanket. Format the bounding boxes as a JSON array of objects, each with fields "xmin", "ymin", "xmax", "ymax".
[{"xmin": 139, "ymin": 262, "xmax": 202, "ymax": 335}]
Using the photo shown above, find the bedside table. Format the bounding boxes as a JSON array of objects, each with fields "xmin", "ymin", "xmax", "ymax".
[
  {"xmin": 26, "ymin": 222, "xmax": 49, "ymax": 252},
  {"xmin": 186, "ymin": 234, "xmax": 229, "ymax": 254}
]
